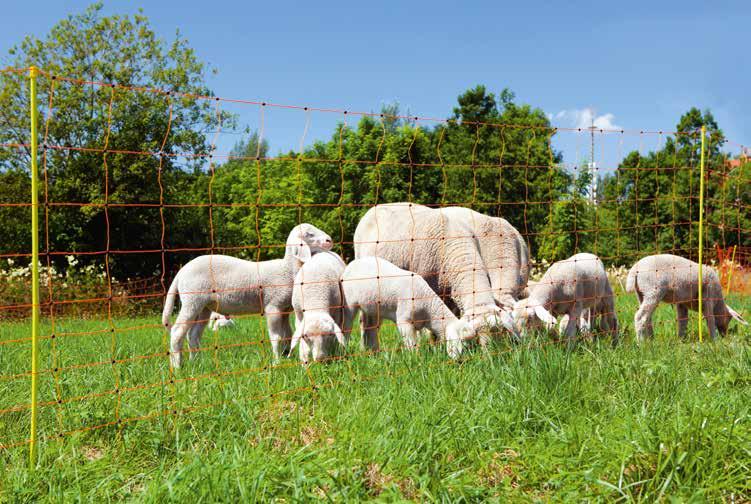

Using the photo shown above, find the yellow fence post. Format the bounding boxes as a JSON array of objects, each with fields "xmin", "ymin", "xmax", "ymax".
[
  {"xmin": 697, "ymin": 125, "xmax": 706, "ymax": 343},
  {"xmin": 28, "ymin": 65, "xmax": 40, "ymax": 466}
]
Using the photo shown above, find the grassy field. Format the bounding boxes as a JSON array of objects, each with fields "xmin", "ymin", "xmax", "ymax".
[{"xmin": 1, "ymin": 293, "xmax": 750, "ymax": 502}]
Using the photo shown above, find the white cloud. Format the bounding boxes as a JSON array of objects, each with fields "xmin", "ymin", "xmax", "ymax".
[{"xmin": 554, "ymin": 108, "xmax": 622, "ymax": 131}]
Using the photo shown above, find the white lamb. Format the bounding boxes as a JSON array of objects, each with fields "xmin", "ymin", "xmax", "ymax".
[
  {"xmin": 626, "ymin": 254, "xmax": 747, "ymax": 341},
  {"xmin": 341, "ymin": 257, "xmax": 475, "ymax": 358},
  {"xmin": 290, "ymin": 250, "xmax": 348, "ymax": 364},
  {"xmin": 162, "ymin": 223, "xmax": 333, "ymax": 367},
  {"xmin": 354, "ymin": 203, "xmax": 515, "ymax": 344},
  {"xmin": 512, "ymin": 253, "xmax": 618, "ymax": 343}
]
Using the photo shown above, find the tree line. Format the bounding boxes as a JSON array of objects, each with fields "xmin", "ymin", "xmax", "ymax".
[{"xmin": 1, "ymin": 4, "xmax": 748, "ymax": 281}]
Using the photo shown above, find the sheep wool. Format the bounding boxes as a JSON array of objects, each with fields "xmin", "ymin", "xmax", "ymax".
[
  {"xmin": 513, "ymin": 252, "xmax": 618, "ymax": 343},
  {"xmin": 353, "ymin": 203, "xmax": 510, "ymax": 344},
  {"xmin": 439, "ymin": 206, "xmax": 529, "ymax": 310},
  {"xmin": 626, "ymin": 254, "xmax": 747, "ymax": 341},
  {"xmin": 162, "ymin": 223, "xmax": 333, "ymax": 367},
  {"xmin": 341, "ymin": 256, "xmax": 475, "ymax": 358},
  {"xmin": 291, "ymin": 251, "xmax": 347, "ymax": 363}
]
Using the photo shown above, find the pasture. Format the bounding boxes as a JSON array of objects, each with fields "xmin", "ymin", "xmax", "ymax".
[
  {"xmin": 2, "ymin": 3, "xmax": 750, "ymax": 502},
  {"xmin": 1, "ymin": 292, "xmax": 750, "ymax": 501}
]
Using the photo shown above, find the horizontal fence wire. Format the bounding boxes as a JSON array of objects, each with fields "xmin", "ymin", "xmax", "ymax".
[{"xmin": 0, "ymin": 66, "xmax": 749, "ymax": 453}]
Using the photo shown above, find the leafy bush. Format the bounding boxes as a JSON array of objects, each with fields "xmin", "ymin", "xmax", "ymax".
[{"xmin": 0, "ymin": 256, "xmax": 162, "ymax": 319}]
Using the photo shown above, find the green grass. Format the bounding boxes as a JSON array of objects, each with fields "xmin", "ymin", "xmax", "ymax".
[{"xmin": 1, "ymin": 293, "xmax": 750, "ymax": 502}]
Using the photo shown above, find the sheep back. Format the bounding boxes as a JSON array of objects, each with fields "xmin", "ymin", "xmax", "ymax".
[
  {"xmin": 534, "ymin": 253, "xmax": 610, "ymax": 315},
  {"xmin": 628, "ymin": 254, "xmax": 723, "ymax": 309},
  {"xmin": 292, "ymin": 251, "xmax": 346, "ymax": 324},
  {"xmin": 353, "ymin": 203, "xmax": 497, "ymax": 315},
  {"xmin": 439, "ymin": 206, "xmax": 529, "ymax": 308}
]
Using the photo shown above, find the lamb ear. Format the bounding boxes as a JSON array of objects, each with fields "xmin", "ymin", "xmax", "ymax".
[
  {"xmin": 446, "ymin": 337, "xmax": 462, "ymax": 359},
  {"xmin": 580, "ymin": 311, "xmax": 592, "ymax": 333},
  {"xmin": 292, "ymin": 242, "xmax": 312, "ymax": 263},
  {"xmin": 216, "ymin": 315, "xmax": 234, "ymax": 329},
  {"xmin": 333, "ymin": 323, "xmax": 347, "ymax": 348},
  {"xmin": 727, "ymin": 305, "xmax": 748, "ymax": 325},
  {"xmin": 290, "ymin": 325, "xmax": 303, "ymax": 351},
  {"xmin": 498, "ymin": 310, "xmax": 517, "ymax": 336},
  {"xmin": 534, "ymin": 305, "xmax": 556, "ymax": 329},
  {"xmin": 483, "ymin": 312, "xmax": 501, "ymax": 329}
]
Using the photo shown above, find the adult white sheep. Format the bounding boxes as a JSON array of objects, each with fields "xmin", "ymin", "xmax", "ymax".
[
  {"xmin": 341, "ymin": 257, "xmax": 475, "ymax": 357},
  {"xmin": 353, "ymin": 203, "xmax": 514, "ymax": 345},
  {"xmin": 439, "ymin": 206, "xmax": 529, "ymax": 310},
  {"xmin": 162, "ymin": 223, "xmax": 333, "ymax": 367},
  {"xmin": 626, "ymin": 254, "xmax": 747, "ymax": 341},
  {"xmin": 290, "ymin": 250, "xmax": 348, "ymax": 364},
  {"xmin": 512, "ymin": 253, "xmax": 618, "ymax": 343}
]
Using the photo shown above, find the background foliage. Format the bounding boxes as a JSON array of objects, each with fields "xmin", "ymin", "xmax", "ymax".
[{"xmin": 1, "ymin": 3, "xmax": 749, "ymax": 281}]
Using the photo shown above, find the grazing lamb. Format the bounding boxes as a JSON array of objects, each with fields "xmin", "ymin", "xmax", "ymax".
[
  {"xmin": 626, "ymin": 254, "xmax": 747, "ymax": 341},
  {"xmin": 162, "ymin": 223, "xmax": 333, "ymax": 367},
  {"xmin": 208, "ymin": 312, "xmax": 235, "ymax": 331},
  {"xmin": 439, "ymin": 206, "xmax": 529, "ymax": 310},
  {"xmin": 512, "ymin": 253, "xmax": 618, "ymax": 343},
  {"xmin": 290, "ymin": 250, "xmax": 348, "ymax": 364},
  {"xmin": 354, "ymin": 203, "xmax": 514, "ymax": 344},
  {"xmin": 341, "ymin": 257, "xmax": 475, "ymax": 358}
]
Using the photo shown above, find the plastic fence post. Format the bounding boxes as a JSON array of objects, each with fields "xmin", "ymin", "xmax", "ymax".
[
  {"xmin": 28, "ymin": 65, "xmax": 40, "ymax": 466},
  {"xmin": 697, "ymin": 125, "xmax": 706, "ymax": 343}
]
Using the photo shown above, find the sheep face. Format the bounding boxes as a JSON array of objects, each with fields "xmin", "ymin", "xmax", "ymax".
[
  {"xmin": 461, "ymin": 304, "xmax": 517, "ymax": 343},
  {"xmin": 286, "ymin": 224, "xmax": 333, "ymax": 264},
  {"xmin": 292, "ymin": 314, "xmax": 346, "ymax": 364},
  {"xmin": 445, "ymin": 319, "xmax": 475, "ymax": 359},
  {"xmin": 465, "ymin": 304, "xmax": 510, "ymax": 332},
  {"xmin": 512, "ymin": 298, "xmax": 556, "ymax": 336},
  {"xmin": 715, "ymin": 303, "xmax": 748, "ymax": 336}
]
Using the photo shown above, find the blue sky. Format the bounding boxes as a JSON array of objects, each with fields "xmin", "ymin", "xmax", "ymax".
[{"xmin": 2, "ymin": 1, "xmax": 750, "ymax": 168}]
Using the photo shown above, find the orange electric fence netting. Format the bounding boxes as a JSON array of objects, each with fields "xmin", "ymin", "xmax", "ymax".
[{"xmin": 0, "ymin": 66, "xmax": 749, "ymax": 455}]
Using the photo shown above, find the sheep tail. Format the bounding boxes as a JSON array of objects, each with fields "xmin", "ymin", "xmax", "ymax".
[
  {"xmin": 625, "ymin": 266, "xmax": 637, "ymax": 293},
  {"xmin": 162, "ymin": 276, "xmax": 179, "ymax": 329}
]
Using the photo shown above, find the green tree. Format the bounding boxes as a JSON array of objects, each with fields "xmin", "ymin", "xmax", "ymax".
[
  {"xmin": 537, "ymin": 165, "xmax": 592, "ymax": 262},
  {"xmin": 436, "ymin": 85, "xmax": 566, "ymax": 252},
  {"xmin": 0, "ymin": 3, "xmax": 226, "ymax": 278},
  {"xmin": 597, "ymin": 108, "xmax": 730, "ymax": 264},
  {"xmin": 707, "ymin": 158, "xmax": 751, "ymax": 250}
]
